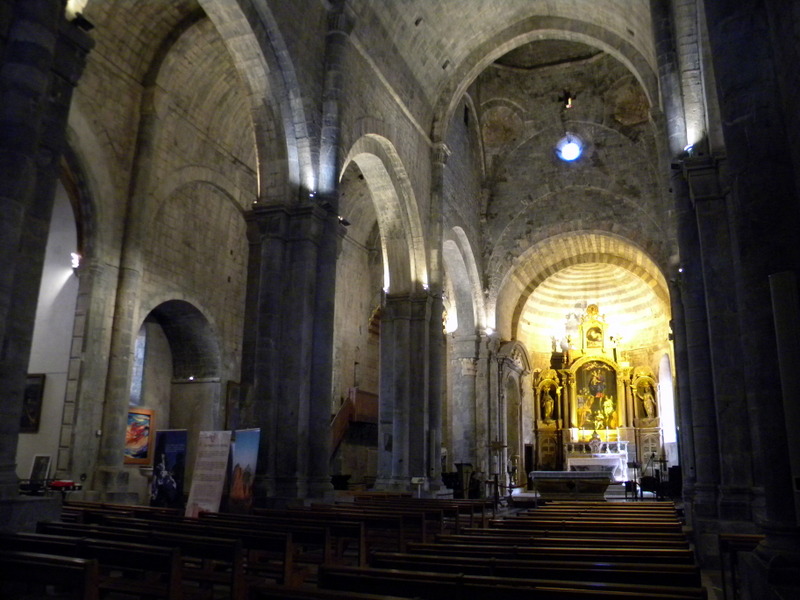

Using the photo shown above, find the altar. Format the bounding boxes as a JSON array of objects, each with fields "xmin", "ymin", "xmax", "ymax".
[
  {"xmin": 528, "ymin": 470, "xmax": 613, "ymax": 501},
  {"xmin": 564, "ymin": 439, "xmax": 629, "ymax": 482}
]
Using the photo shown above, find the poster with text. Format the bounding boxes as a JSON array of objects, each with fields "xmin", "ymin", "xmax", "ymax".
[
  {"xmin": 150, "ymin": 429, "xmax": 188, "ymax": 509},
  {"xmin": 185, "ymin": 430, "xmax": 231, "ymax": 517},
  {"xmin": 228, "ymin": 428, "xmax": 260, "ymax": 513}
]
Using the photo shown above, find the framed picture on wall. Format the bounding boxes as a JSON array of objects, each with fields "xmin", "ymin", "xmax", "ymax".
[
  {"xmin": 20, "ymin": 374, "xmax": 45, "ymax": 433},
  {"xmin": 124, "ymin": 408, "xmax": 155, "ymax": 464}
]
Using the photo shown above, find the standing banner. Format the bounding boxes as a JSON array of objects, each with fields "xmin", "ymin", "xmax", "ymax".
[
  {"xmin": 150, "ymin": 429, "xmax": 188, "ymax": 509},
  {"xmin": 185, "ymin": 430, "xmax": 231, "ymax": 517},
  {"xmin": 228, "ymin": 428, "xmax": 260, "ymax": 513}
]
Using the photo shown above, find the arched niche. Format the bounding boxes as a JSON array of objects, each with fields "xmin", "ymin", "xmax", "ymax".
[
  {"xmin": 128, "ymin": 300, "xmax": 221, "ymax": 499},
  {"xmin": 496, "ymin": 341, "xmax": 531, "ymax": 488}
]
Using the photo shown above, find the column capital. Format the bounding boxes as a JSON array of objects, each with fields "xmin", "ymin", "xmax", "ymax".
[
  {"xmin": 681, "ymin": 153, "xmax": 728, "ymax": 205},
  {"xmin": 432, "ymin": 142, "xmax": 451, "ymax": 166}
]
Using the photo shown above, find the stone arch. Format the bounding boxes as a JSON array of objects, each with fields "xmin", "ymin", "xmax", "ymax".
[
  {"xmin": 341, "ymin": 134, "xmax": 429, "ymax": 294},
  {"xmin": 442, "ymin": 227, "xmax": 486, "ymax": 333},
  {"xmin": 146, "ymin": 300, "xmax": 221, "ymax": 381},
  {"xmin": 65, "ymin": 108, "xmax": 118, "ymax": 264},
  {"xmin": 432, "ymin": 15, "xmax": 658, "ymax": 144},
  {"xmin": 199, "ymin": 0, "xmax": 303, "ymax": 199},
  {"xmin": 134, "ymin": 299, "xmax": 222, "ymax": 492},
  {"xmin": 494, "ymin": 231, "xmax": 670, "ymax": 341}
]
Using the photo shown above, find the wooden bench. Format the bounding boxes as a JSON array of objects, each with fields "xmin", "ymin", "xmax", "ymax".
[
  {"xmin": 0, "ymin": 550, "xmax": 100, "ymax": 600},
  {"xmin": 37, "ymin": 521, "xmax": 246, "ymax": 600},
  {"xmin": 433, "ymin": 531, "xmax": 690, "ymax": 549},
  {"xmin": 492, "ymin": 517, "xmax": 684, "ymax": 534},
  {"xmin": 0, "ymin": 532, "xmax": 182, "ymax": 599},
  {"xmin": 351, "ymin": 496, "xmax": 495, "ymax": 531},
  {"xmin": 479, "ymin": 522, "xmax": 689, "ymax": 543},
  {"xmin": 405, "ymin": 541, "xmax": 697, "ymax": 564},
  {"xmin": 318, "ymin": 564, "xmax": 707, "ymax": 599},
  {"xmin": 249, "ymin": 581, "xmax": 410, "ymax": 600},
  {"xmin": 368, "ymin": 550, "xmax": 702, "ymax": 588}
]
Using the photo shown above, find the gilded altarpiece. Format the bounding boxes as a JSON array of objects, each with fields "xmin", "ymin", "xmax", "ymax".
[{"xmin": 533, "ymin": 305, "xmax": 664, "ymax": 475}]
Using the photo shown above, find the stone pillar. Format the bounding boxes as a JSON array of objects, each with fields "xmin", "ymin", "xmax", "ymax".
[
  {"xmin": 57, "ymin": 258, "xmax": 117, "ymax": 487},
  {"xmin": 94, "ymin": 83, "xmax": 160, "ymax": 501},
  {"xmin": 673, "ymin": 169, "xmax": 721, "ymax": 562},
  {"xmin": 426, "ymin": 293, "xmax": 445, "ymax": 489},
  {"xmin": 669, "ymin": 277, "xmax": 696, "ymax": 496},
  {"xmin": 702, "ymin": 3, "xmax": 800, "ymax": 591},
  {"xmin": 375, "ymin": 293, "xmax": 437, "ymax": 491},
  {"xmin": 0, "ymin": 2, "xmax": 92, "ymax": 507},
  {"xmin": 246, "ymin": 202, "xmax": 340, "ymax": 501},
  {"xmin": 449, "ymin": 334, "xmax": 479, "ymax": 465},
  {"xmin": 472, "ymin": 334, "xmax": 493, "ymax": 476},
  {"xmin": 683, "ymin": 155, "xmax": 755, "ymax": 522}
]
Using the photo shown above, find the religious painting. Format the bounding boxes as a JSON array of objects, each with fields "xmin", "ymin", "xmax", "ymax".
[
  {"xmin": 576, "ymin": 361, "xmax": 618, "ymax": 430},
  {"xmin": 124, "ymin": 408, "xmax": 154, "ymax": 464},
  {"xmin": 585, "ymin": 325, "xmax": 603, "ymax": 348},
  {"xmin": 20, "ymin": 374, "xmax": 45, "ymax": 433}
]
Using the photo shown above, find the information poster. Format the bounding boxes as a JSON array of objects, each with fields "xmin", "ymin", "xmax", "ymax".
[
  {"xmin": 185, "ymin": 430, "xmax": 231, "ymax": 517},
  {"xmin": 150, "ymin": 429, "xmax": 187, "ymax": 509},
  {"xmin": 228, "ymin": 428, "xmax": 260, "ymax": 513}
]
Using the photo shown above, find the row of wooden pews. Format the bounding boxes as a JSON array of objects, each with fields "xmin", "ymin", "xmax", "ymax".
[
  {"xmin": 3, "ymin": 495, "xmax": 705, "ymax": 599},
  {"xmin": 315, "ymin": 497, "xmax": 707, "ymax": 599}
]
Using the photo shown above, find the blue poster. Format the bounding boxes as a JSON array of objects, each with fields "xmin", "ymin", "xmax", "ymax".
[
  {"xmin": 228, "ymin": 428, "xmax": 260, "ymax": 513},
  {"xmin": 150, "ymin": 429, "xmax": 188, "ymax": 509}
]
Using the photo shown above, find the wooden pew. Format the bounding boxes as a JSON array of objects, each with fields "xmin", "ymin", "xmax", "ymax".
[
  {"xmin": 197, "ymin": 510, "xmax": 366, "ymax": 568},
  {"xmin": 309, "ymin": 502, "xmax": 442, "ymax": 545},
  {"xmin": 62, "ymin": 499, "xmax": 180, "ymax": 522},
  {"xmin": 368, "ymin": 550, "xmax": 702, "ymax": 588},
  {"xmin": 0, "ymin": 550, "xmax": 100, "ymax": 600},
  {"xmin": 352, "ymin": 496, "xmax": 495, "ymax": 530},
  {"xmin": 94, "ymin": 514, "xmax": 307, "ymax": 584},
  {"xmin": 0, "ymin": 532, "xmax": 182, "ymax": 599},
  {"xmin": 405, "ymin": 541, "xmax": 697, "ymax": 564},
  {"xmin": 318, "ymin": 564, "xmax": 707, "ymax": 599},
  {"xmin": 37, "ymin": 521, "xmax": 246, "ymax": 600},
  {"xmin": 473, "ymin": 523, "xmax": 689, "ymax": 544},
  {"xmin": 249, "ymin": 581, "xmax": 410, "ymax": 600},
  {"xmin": 252, "ymin": 506, "xmax": 407, "ymax": 555},
  {"xmin": 433, "ymin": 531, "xmax": 690, "ymax": 549},
  {"xmin": 490, "ymin": 517, "xmax": 684, "ymax": 534}
]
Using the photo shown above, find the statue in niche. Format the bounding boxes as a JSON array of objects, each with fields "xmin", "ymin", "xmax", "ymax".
[
  {"xmin": 541, "ymin": 385, "xmax": 557, "ymax": 422},
  {"xmin": 638, "ymin": 384, "xmax": 657, "ymax": 418}
]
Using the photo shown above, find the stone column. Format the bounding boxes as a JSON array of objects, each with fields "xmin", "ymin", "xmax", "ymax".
[
  {"xmin": 702, "ymin": 4, "xmax": 800, "ymax": 592},
  {"xmin": 245, "ymin": 202, "xmax": 338, "ymax": 500},
  {"xmin": 449, "ymin": 334, "xmax": 479, "ymax": 465},
  {"xmin": 375, "ymin": 293, "xmax": 437, "ymax": 491},
  {"xmin": 472, "ymin": 334, "xmax": 493, "ymax": 475},
  {"xmin": 94, "ymin": 83, "xmax": 161, "ymax": 501},
  {"xmin": 669, "ymin": 277, "xmax": 696, "ymax": 502},
  {"xmin": 426, "ymin": 293, "xmax": 445, "ymax": 488},
  {"xmin": 0, "ymin": 3, "xmax": 91, "ymax": 506},
  {"xmin": 0, "ymin": 3, "xmax": 91, "ymax": 531},
  {"xmin": 683, "ymin": 155, "xmax": 754, "ymax": 522},
  {"xmin": 673, "ymin": 170, "xmax": 720, "ymax": 561}
]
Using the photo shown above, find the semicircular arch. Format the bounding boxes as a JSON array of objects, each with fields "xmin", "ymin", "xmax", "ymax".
[
  {"xmin": 341, "ymin": 135, "xmax": 429, "ymax": 294},
  {"xmin": 432, "ymin": 15, "xmax": 658, "ymax": 145}
]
